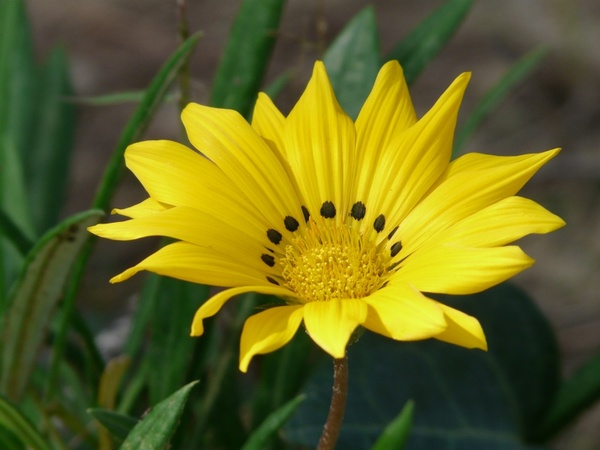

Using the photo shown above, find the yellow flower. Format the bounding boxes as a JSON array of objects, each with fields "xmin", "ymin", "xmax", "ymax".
[{"xmin": 89, "ymin": 61, "xmax": 564, "ymax": 372}]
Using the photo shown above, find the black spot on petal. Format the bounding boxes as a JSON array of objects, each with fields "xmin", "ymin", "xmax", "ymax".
[
  {"xmin": 381, "ymin": 281, "xmax": 389, "ymax": 289},
  {"xmin": 390, "ymin": 242, "xmax": 402, "ymax": 258},
  {"xmin": 284, "ymin": 216, "xmax": 300, "ymax": 232},
  {"xmin": 267, "ymin": 229, "xmax": 282, "ymax": 245},
  {"xmin": 388, "ymin": 261, "xmax": 401, "ymax": 271},
  {"xmin": 261, "ymin": 254, "xmax": 275, "ymax": 267},
  {"xmin": 266, "ymin": 276, "xmax": 280, "ymax": 286},
  {"xmin": 350, "ymin": 201, "xmax": 366, "ymax": 220},
  {"xmin": 388, "ymin": 226, "xmax": 399, "ymax": 240},
  {"xmin": 373, "ymin": 214, "xmax": 386, "ymax": 233},
  {"xmin": 301, "ymin": 206, "xmax": 310, "ymax": 222},
  {"xmin": 320, "ymin": 201, "xmax": 336, "ymax": 218}
]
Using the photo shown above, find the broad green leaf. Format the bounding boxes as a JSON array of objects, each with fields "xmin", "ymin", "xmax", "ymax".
[
  {"xmin": 371, "ymin": 401, "xmax": 414, "ymax": 450},
  {"xmin": 0, "ymin": 209, "xmax": 103, "ymax": 401},
  {"xmin": 241, "ymin": 394, "xmax": 305, "ymax": 450},
  {"xmin": 47, "ymin": 33, "xmax": 201, "ymax": 400},
  {"xmin": 119, "ymin": 381, "xmax": 199, "ymax": 450},
  {"xmin": 88, "ymin": 408, "xmax": 138, "ymax": 443},
  {"xmin": 27, "ymin": 48, "xmax": 76, "ymax": 234},
  {"xmin": 210, "ymin": 0, "xmax": 286, "ymax": 116},
  {"xmin": 0, "ymin": 395, "xmax": 53, "ymax": 450},
  {"xmin": 453, "ymin": 48, "xmax": 547, "ymax": 157},
  {"xmin": 324, "ymin": 6, "xmax": 381, "ymax": 119},
  {"xmin": 529, "ymin": 349, "xmax": 600, "ymax": 442},
  {"xmin": 285, "ymin": 283, "xmax": 558, "ymax": 449},
  {"xmin": 386, "ymin": 0, "xmax": 473, "ymax": 85}
]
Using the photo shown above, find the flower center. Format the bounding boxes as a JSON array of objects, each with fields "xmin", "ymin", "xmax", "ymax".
[{"xmin": 280, "ymin": 220, "xmax": 389, "ymax": 302}]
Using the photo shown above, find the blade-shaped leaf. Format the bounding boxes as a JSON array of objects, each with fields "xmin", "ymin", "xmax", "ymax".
[
  {"xmin": 370, "ymin": 401, "xmax": 414, "ymax": 450},
  {"xmin": 210, "ymin": 0, "xmax": 286, "ymax": 116},
  {"xmin": 386, "ymin": 0, "xmax": 473, "ymax": 85},
  {"xmin": 285, "ymin": 283, "xmax": 558, "ymax": 450},
  {"xmin": 0, "ymin": 395, "xmax": 53, "ymax": 450},
  {"xmin": 241, "ymin": 394, "xmax": 305, "ymax": 450},
  {"xmin": 453, "ymin": 48, "xmax": 547, "ymax": 157},
  {"xmin": 0, "ymin": 209, "xmax": 103, "ymax": 401},
  {"xmin": 324, "ymin": 6, "xmax": 381, "ymax": 119},
  {"xmin": 88, "ymin": 408, "xmax": 138, "ymax": 443},
  {"xmin": 119, "ymin": 381, "xmax": 199, "ymax": 450}
]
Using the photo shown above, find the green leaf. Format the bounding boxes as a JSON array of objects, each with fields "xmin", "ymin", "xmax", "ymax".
[
  {"xmin": 119, "ymin": 381, "xmax": 199, "ymax": 450},
  {"xmin": 0, "ymin": 395, "xmax": 53, "ymax": 450},
  {"xmin": 210, "ymin": 0, "xmax": 286, "ymax": 116},
  {"xmin": 27, "ymin": 48, "xmax": 76, "ymax": 233},
  {"xmin": 285, "ymin": 283, "xmax": 558, "ymax": 449},
  {"xmin": 529, "ymin": 349, "xmax": 600, "ymax": 442},
  {"xmin": 453, "ymin": 48, "xmax": 547, "ymax": 157},
  {"xmin": 241, "ymin": 394, "xmax": 305, "ymax": 450},
  {"xmin": 88, "ymin": 408, "xmax": 138, "ymax": 443},
  {"xmin": 0, "ymin": 207, "xmax": 33, "ymax": 256},
  {"xmin": 323, "ymin": 6, "xmax": 381, "ymax": 119},
  {"xmin": 370, "ymin": 401, "xmax": 414, "ymax": 450},
  {"xmin": 0, "ymin": 209, "xmax": 103, "ymax": 401},
  {"xmin": 386, "ymin": 0, "xmax": 473, "ymax": 85},
  {"xmin": 92, "ymin": 32, "xmax": 201, "ymax": 211}
]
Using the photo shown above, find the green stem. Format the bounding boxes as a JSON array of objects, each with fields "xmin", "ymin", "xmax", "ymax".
[{"xmin": 317, "ymin": 355, "xmax": 348, "ymax": 450}]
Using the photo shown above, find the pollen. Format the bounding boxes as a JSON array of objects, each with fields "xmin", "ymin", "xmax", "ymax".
[{"xmin": 281, "ymin": 220, "xmax": 390, "ymax": 302}]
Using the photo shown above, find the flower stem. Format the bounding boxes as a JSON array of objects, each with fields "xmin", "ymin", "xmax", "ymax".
[{"xmin": 317, "ymin": 355, "xmax": 349, "ymax": 450}]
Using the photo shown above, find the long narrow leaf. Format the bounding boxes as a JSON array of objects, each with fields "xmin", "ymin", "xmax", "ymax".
[
  {"xmin": 0, "ymin": 395, "xmax": 53, "ymax": 450},
  {"xmin": 210, "ymin": 0, "xmax": 286, "ymax": 116},
  {"xmin": 88, "ymin": 408, "xmax": 138, "ymax": 443},
  {"xmin": 370, "ymin": 401, "xmax": 414, "ymax": 450},
  {"xmin": 453, "ymin": 48, "xmax": 547, "ymax": 157},
  {"xmin": 0, "ymin": 210, "xmax": 103, "ymax": 401},
  {"xmin": 386, "ymin": 0, "xmax": 473, "ymax": 85},
  {"xmin": 0, "ymin": 208, "xmax": 32, "ymax": 256}
]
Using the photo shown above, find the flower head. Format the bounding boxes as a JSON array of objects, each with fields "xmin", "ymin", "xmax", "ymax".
[{"xmin": 89, "ymin": 61, "xmax": 564, "ymax": 372}]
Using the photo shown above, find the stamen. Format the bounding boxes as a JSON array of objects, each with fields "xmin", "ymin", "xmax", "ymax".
[
  {"xmin": 350, "ymin": 201, "xmax": 366, "ymax": 220},
  {"xmin": 267, "ymin": 229, "xmax": 282, "ymax": 245},
  {"xmin": 320, "ymin": 201, "xmax": 336, "ymax": 218}
]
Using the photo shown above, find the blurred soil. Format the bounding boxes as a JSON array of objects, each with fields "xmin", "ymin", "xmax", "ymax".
[{"xmin": 24, "ymin": 0, "xmax": 600, "ymax": 448}]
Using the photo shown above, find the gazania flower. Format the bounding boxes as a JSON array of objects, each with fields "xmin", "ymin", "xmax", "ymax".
[{"xmin": 89, "ymin": 61, "xmax": 564, "ymax": 372}]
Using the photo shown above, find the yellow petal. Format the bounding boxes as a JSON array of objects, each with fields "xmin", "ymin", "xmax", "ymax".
[
  {"xmin": 284, "ymin": 61, "xmax": 357, "ymax": 221},
  {"xmin": 433, "ymin": 196, "xmax": 566, "ymax": 248},
  {"xmin": 108, "ymin": 241, "xmax": 273, "ymax": 287},
  {"xmin": 392, "ymin": 245, "xmax": 534, "ymax": 295},
  {"xmin": 251, "ymin": 92, "xmax": 286, "ymax": 158},
  {"xmin": 363, "ymin": 284, "xmax": 446, "ymax": 340},
  {"xmin": 303, "ymin": 298, "xmax": 367, "ymax": 358},
  {"xmin": 191, "ymin": 285, "xmax": 300, "ymax": 336},
  {"xmin": 182, "ymin": 103, "xmax": 303, "ymax": 232},
  {"xmin": 353, "ymin": 61, "xmax": 417, "ymax": 202},
  {"xmin": 363, "ymin": 73, "xmax": 471, "ymax": 241},
  {"xmin": 398, "ymin": 149, "xmax": 560, "ymax": 252},
  {"xmin": 433, "ymin": 302, "xmax": 487, "ymax": 350},
  {"xmin": 112, "ymin": 197, "xmax": 168, "ymax": 219},
  {"xmin": 239, "ymin": 305, "xmax": 304, "ymax": 372}
]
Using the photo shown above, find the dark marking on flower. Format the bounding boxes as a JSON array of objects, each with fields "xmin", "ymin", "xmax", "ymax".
[
  {"xmin": 388, "ymin": 261, "xmax": 401, "ymax": 271},
  {"xmin": 261, "ymin": 254, "xmax": 275, "ymax": 267},
  {"xmin": 390, "ymin": 242, "xmax": 402, "ymax": 258},
  {"xmin": 266, "ymin": 276, "xmax": 280, "ymax": 286},
  {"xmin": 267, "ymin": 229, "xmax": 282, "ymax": 245},
  {"xmin": 320, "ymin": 201, "xmax": 336, "ymax": 218},
  {"xmin": 301, "ymin": 205, "xmax": 310, "ymax": 222},
  {"xmin": 373, "ymin": 214, "xmax": 386, "ymax": 232},
  {"xmin": 388, "ymin": 226, "xmax": 399, "ymax": 240},
  {"xmin": 381, "ymin": 281, "xmax": 389, "ymax": 289},
  {"xmin": 284, "ymin": 216, "xmax": 300, "ymax": 232},
  {"xmin": 265, "ymin": 247, "xmax": 274, "ymax": 253},
  {"xmin": 350, "ymin": 201, "xmax": 366, "ymax": 220}
]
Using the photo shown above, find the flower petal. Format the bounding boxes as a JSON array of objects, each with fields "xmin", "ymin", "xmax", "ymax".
[
  {"xmin": 284, "ymin": 61, "xmax": 357, "ymax": 220},
  {"xmin": 108, "ymin": 241, "xmax": 275, "ymax": 287},
  {"xmin": 353, "ymin": 61, "xmax": 417, "ymax": 202},
  {"xmin": 392, "ymin": 245, "xmax": 534, "ymax": 295},
  {"xmin": 398, "ymin": 149, "xmax": 560, "ymax": 253},
  {"xmin": 303, "ymin": 298, "xmax": 367, "ymax": 358},
  {"xmin": 363, "ymin": 284, "xmax": 446, "ymax": 340},
  {"xmin": 251, "ymin": 92, "xmax": 286, "ymax": 157},
  {"xmin": 433, "ymin": 302, "xmax": 487, "ymax": 350},
  {"xmin": 182, "ymin": 103, "xmax": 303, "ymax": 231},
  {"xmin": 364, "ymin": 73, "xmax": 471, "ymax": 240},
  {"xmin": 112, "ymin": 197, "xmax": 168, "ymax": 219},
  {"xmin": 191, "ymin": 285, "xmax": 301, "ymax": 336},
  {"xmin": 239, "ymin": 305, "xmax": 304, "ymax": 372}
]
